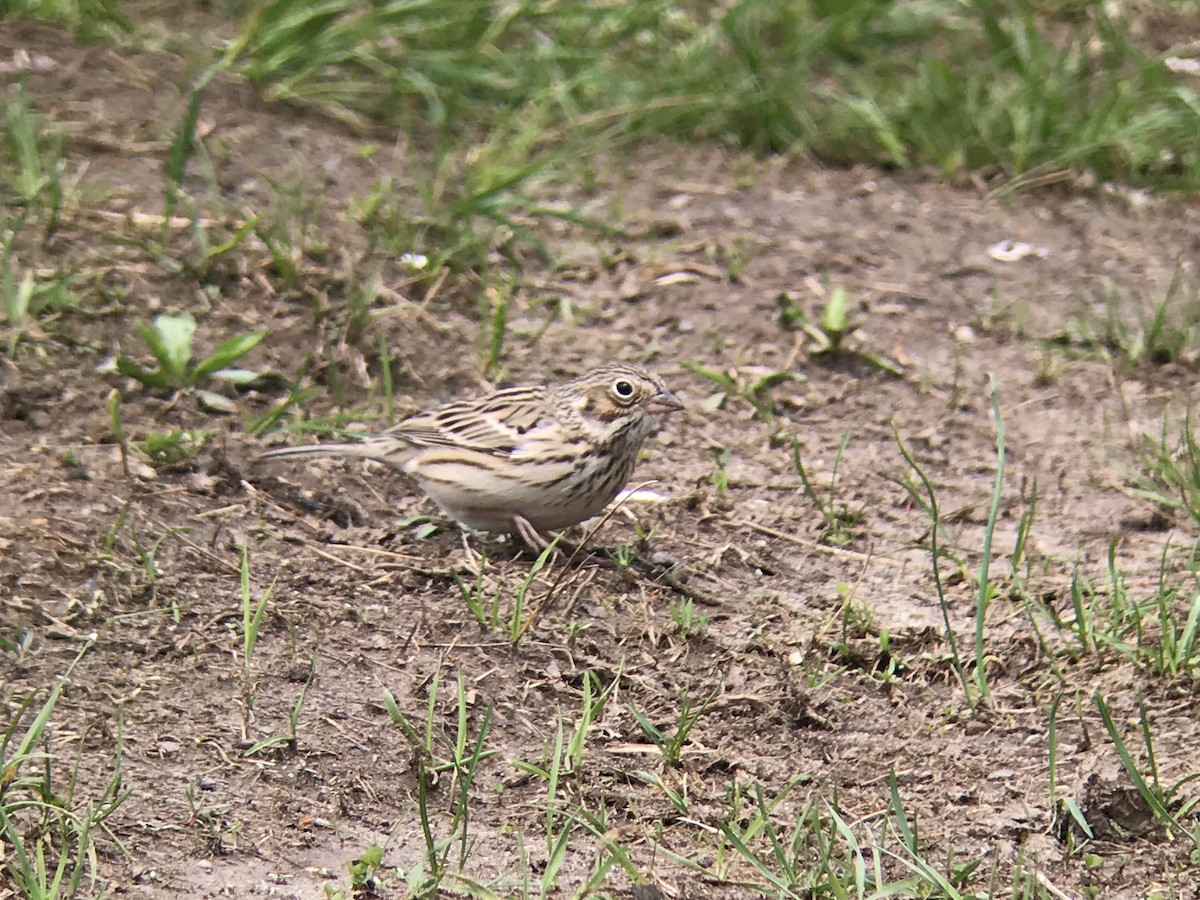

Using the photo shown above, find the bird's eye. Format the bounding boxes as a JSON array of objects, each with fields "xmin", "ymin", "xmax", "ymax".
[{"xmin": 612, "ymin": 379, "xmax": 635, "ymax": 400}]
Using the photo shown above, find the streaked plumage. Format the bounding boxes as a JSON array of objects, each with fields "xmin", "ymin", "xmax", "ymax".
[{"xmin": 259, "ymin": 364, "xmax": 683, "ymax": 545}]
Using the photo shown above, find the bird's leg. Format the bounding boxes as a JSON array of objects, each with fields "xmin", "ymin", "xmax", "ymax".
[
  {"xmin": 459, "ymin": 528, "xmax": 487, "ymax": 572},
  {"xmin": 514, "ymin": 515, "xmax": 551, "ymax": 552}
]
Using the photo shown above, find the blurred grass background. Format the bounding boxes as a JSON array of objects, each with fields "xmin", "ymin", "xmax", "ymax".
[{"xmin": 7, "ymin": 0, "xmax": 1200, "ymax": 191}]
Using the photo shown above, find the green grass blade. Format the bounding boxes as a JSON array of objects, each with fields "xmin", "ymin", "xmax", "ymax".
[{"xmin": 1094, "ymin": 692, "xmax": 1178, "ymax": 829}]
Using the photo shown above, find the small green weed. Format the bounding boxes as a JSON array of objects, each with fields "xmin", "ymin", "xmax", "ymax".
[
  {"xmin": 811, "ymin": 286, "xmax": 903, "ymax": 374},
  {"xmin": 452, "ymin": 538, "xmax": 559, "ymax": 639},
  {"xmin": 478, "ymin": 281, "xmax": 511, "ymax": 378},
  {"xmin": 604, "ymin": 541, "xmax": 637, "ymax": 570},
  {"xmin": 453, "ymin": 549, "xmax": 494, "ymax": 630},
  {"xmin": 776, "ymin": 290, "xmax": 807, "ymax": 331},
  {"xmin": 232, "ymin": 173, "xmax": 329, "ymax": 290},
  {"xmin": 631, "ymin": 520, "xmax": 661, "ymax": 548},
  {"xmin": 162, "ymin": 66, "xmax": 213, "ymax": 236},
  {"xmin": 711, "ymin": 447, "xmax": 733, "ymax": 495},
  {"xmin": 246, "ymin": 358, "xmax": 322, "ymax": 437},
  {"xmin": 781, "ymin": 285, "xmax": 903, "ymax": 375},
  {"xmin": 967, "ymin": 375, "xmax": 1009, "ymax": 710},
  {"xmin": 0, "ymin": 618, "xmax": 33, "ymax": 658},
  {"xmin": 513, "ymin": 668, "xmax": 621, "ymax": 784},
  {"xmin": 183, "ymin": 780, "xmax": 236, "ymax": 855},
  {"xmin": 1, "ymin": 217, "xmax": 79, "ymax": 355},
  {"xmin": 668, "ymin": 598, "xmax": 709, "ymax": 640},
  {"xmin": 246, "ymin": 651, "xmax": 318, "ymax": 759},
  {"xmin": 116, "ymin": 312, "xmax": 269, "ymax": 407},
  {"xmin": 324, "ymin": 842, "xmax": 384, "ymax": 898},
  {"xmin": 683, "ymin": 361, "xmax": 800, "ymax": 426},
  {"xmin": 236, "ymin": 543, "xmax": 276, "ymax": 748},
  {"xmin": 2, "ymin": 81, "xmax": 66, "ymax": 214},
  {"xmin": 791, "ymin": 432, "xmax": 863, "ymax": 546},
  {"xmin": 138, "ymin": 428, "xmax": 214, "ymax": 469},
  {"xmin": 809, "ymin": 284, "xmax": 858, "ymax": 355},
  {"xmin": 628, "ymin": 685, "xmax": 718, "ymax": 768},
  {"xmin": 347, "ymin": 843, "xmax": 384, "ymax": 891},
  {"xmin": 509, "ymin": 541, "xmax": 558, "ymax": 645},
  {"xmin": 892, "ymin": 376, "xmax": 1014, "ymax": 711},
  {"xmin": 1, "ymin": 260, "xmax": 76, "ymax": 356},
  {"xmin": 894, "ymin": 426, "xmax": 974, "ymax": 710}
]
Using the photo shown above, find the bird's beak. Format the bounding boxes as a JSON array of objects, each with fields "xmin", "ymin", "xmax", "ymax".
[{"xmin": 648, "ymin": 387, "xmax": 684, "ymax": 414}]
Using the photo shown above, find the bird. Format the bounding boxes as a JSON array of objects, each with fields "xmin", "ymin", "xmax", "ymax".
[{"xmin": 258, "ymin": 363, "xmax": 684, "ymax": 547}]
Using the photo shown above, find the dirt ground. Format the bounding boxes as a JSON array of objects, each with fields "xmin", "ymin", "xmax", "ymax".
[{"xmin": 3, "ymin": 22, "xmax": 1200, "ymax": 900}]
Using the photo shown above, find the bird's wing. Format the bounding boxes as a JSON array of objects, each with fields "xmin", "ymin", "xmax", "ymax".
[{"xmin": 387, "ymin": 386, "xmax": 552, "ymax": 456}]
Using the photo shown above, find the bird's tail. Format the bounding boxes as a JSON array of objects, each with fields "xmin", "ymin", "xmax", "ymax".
[{"xmin": 257, "ymin": 438, "xmax": 409, "ymax": 468}]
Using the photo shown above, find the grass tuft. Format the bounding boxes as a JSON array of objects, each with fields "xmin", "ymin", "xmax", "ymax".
[
  {"xmin": 226, "ymin": 0, "xmax": 1200, "ymax": 189},
  {"xmin": 1134, "ymin": 411, "xmax": 1200, "ymax": 532},
  {"xmin": 2, "ymin": 0, "xmax": 129, "ymax": 38},
  {"xmin": 1, "ymin": 641, "xmax": 131, "ymax": 900}
]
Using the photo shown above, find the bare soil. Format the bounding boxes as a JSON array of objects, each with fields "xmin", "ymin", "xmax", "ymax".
[{"xmin": 3, "ymin": 22, "xmax": 1199, "ymax": 900}]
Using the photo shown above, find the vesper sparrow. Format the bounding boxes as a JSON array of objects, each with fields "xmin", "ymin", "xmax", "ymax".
[{"xmin": 259, "ymin": 364, "xmax": 683, "ymax": 546}]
